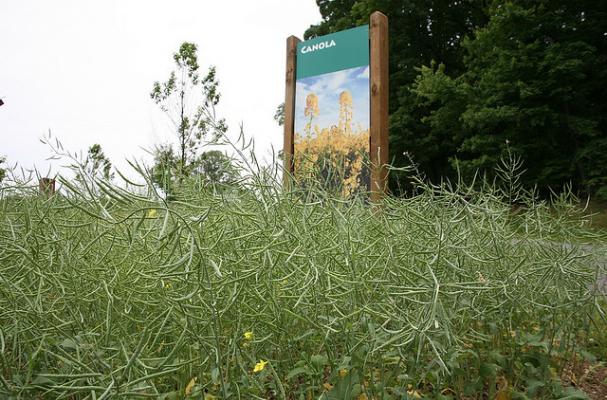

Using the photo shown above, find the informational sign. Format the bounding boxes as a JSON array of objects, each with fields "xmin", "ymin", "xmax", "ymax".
[
  {"xmin": 284, "ymin": 12, "xmax": 388, "ymax": 200},
  {"xmin": 293, "ymin": 26, "xmax": 371, "ymax": 197}
]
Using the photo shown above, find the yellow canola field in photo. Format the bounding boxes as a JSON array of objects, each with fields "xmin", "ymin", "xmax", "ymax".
[{"xmin": 295, "ymin": 91, "xmax": 370, "ymax": 197}]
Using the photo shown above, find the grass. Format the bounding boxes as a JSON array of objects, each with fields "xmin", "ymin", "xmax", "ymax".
[{"xmin": 0, "ymin": 157, "xmax": 606, "ymax": 399}]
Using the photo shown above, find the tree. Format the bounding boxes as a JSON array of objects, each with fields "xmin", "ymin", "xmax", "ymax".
[
  {"xmin": 0, "ymin": 156, "xmax": 6, "ymax": 184},
  {"xmin": 274, "ymin": 104, "xmax": 286, "ymax": 163},
  {"xmin": 151, "ymin": 145, "xmax": 237, "ymax": 196},
  {"xmin": 412, "ymin": 1, "xmax": 607, "ymax": 195},
  {"xmin": 274, "ymin": 103, "xmax": 285, "ymax": 126},
  {"xmin": 150, "ymin": 42, "xmax": 227, "ymax": 181},
  {"xmin": 87, "ymin": 144, "xmax": 113, "ymax": 180},
  {"xmin": 150, "ymin": 144, "xmax": 177, "ymax": 195},
  {"xmin": 75, "ymin": 144, "xmax": 113, "ymax": 184},
  {"xmin": 193, "ymin": 150, "xmax": 238, "ymax": 185}
]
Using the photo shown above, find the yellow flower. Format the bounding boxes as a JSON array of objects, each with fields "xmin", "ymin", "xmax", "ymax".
[
  {"xmin": 147, "ymin": 209, "xmax": 158, "ymax": 218},
  {"xmin": 339, "ymin": 90, "xmax": 352, "ymax": 106},
  {"xmin": 243, "ymin": 331, "xmax": 254, "ymax": 341},
  {"xmin": 550, "ymin": 367, "xmax": 558, "ymax": 378},
  {"xmin": 304, "ymin": 93, "xmax": 319, "ymax": 117},
  {"xmin": 253, "ymin": 359, "xmax": 268, "ymax": 373},
  {"xmin": 496, "ymin": 376, "xmax": 509, "ymax": 400},
  {"xmin": 322, "ymin": 382, "xmax": 334, "ymax": 391},
  {"xmin": 185, "ymin": 376, "xmax": 197, "ymax": 396},
  {"xmin": 338, "ymin": 368, "xmax": 348, "ymax": 378},
  {"xmin": 164, "ymin": 282, "xmax": 172, "ymax": 289}
]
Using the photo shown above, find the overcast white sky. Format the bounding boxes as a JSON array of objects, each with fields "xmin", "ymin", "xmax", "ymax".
[{"xmin": 0, "ymin": 1, "xmax": 321, "ymax": 177}]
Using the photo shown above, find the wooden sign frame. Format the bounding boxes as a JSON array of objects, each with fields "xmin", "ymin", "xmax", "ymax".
[{"xmin": 283, "ymin": 11, "xmax": 389, "ymax": 200}]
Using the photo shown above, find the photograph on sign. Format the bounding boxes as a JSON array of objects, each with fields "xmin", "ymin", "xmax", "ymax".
[{"xmin": 293, "ymin": 25, "xmax": 370, "ymax": 196}]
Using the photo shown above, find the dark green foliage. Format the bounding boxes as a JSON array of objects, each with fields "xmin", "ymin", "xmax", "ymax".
[
  {"xmin": 0, "ymin": 156, "xmax": 6, "ymax": 183},
  {"xmin": 151, "ymin": 144, "xmax": 177, "ymax": 195},
  {"xmin": 307, "ymin": 1, "xmax": 607, "ymax": 197},
  {"xmin": 193, "ymin": 150, "xmax": 238, "ymax": 186},
  {"xmin": 274, "ymin": 102, "xmax": 285, "ymax": 127},
  {"xmin": 84, "ymin": 143, "xmax": 113, "ymax": 181},
  {"xmin": 414, "ymin": 1, "xmax": 607, "ymax": 195},
  {"xmin": 73, "ymin": 144, "xmax": 113, "ymax": 189},
  {"xmin": 151, "ymin": 145, "xmax": 237, "ymax": 197}
]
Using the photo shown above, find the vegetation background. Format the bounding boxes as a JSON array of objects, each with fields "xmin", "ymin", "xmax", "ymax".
[
  {"xmin": 305, "ymin": 0, "xmax": 607, "ymax": 199},
  {"xmin": 1, "ymin": 150, "xmax": 606, "ymax": 399}
]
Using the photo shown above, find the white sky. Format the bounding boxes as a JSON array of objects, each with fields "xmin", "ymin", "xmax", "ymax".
[{"xmin": 0, "ymin": 1, "xmax": 321, "ymax": 177}]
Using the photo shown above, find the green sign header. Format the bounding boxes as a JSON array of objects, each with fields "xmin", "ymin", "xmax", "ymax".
[{"xmin": 296, "ymin": 25, "xmax": 369, "ymax": 79}]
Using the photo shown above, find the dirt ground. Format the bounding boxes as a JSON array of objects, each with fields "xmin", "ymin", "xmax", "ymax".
[{"xmin": 562, "ymin": 361, "xmax": 607, "ymax": 399}]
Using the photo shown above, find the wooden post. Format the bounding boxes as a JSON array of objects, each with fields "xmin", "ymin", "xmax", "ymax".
[
  {"xmin": 39, "ymin": 178, "xmax": 56, "ymax": 196},
  {"xmin": 283, "ymin": 35, "xmax": 301, "ymax": 188},
  {"xmin": 369, "ymin": 11, "xmax": 389, "ymax": 202}
]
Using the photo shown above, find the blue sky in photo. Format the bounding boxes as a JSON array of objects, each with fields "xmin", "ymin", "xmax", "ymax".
[{"xmin": 295, "ymin": 65, "xmax": 369, "ymax": 138}]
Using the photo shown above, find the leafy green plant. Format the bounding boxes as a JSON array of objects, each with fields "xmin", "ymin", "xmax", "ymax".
[{"xmin": 0, "ymin": 137, "xmax": 605, "ymax": 399}]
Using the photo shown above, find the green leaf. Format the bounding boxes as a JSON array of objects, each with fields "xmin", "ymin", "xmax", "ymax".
[
  {"xmin": 558, "ymin": 387, "xmax": 589, "ymax": 400},
  {"xmin": 159, "ymin": 390, "xmax": 180, "ymax": 400},
  {"xmin": 286, "ymin": 367, "xmax": 311, "ymax": 380},
  {"xmin": 31, "ymin": 375, "xmax": 55, "ymax": 385},
  {"xmin": 489, "ymin": 351, "xmax": 507, "ymax": 366},
  {"xmin": 525, "ymin": 379, "xmax": 545, "ymax": 397},
  {"xmin": 59, "ymin": 338, "xmax": 78, "ymax": 351},
  {"xmin": 211, "ymin": 367, "xmax": 220, "ymax": 384},
  {"xmin": 579, "ymin": 350, "xmax": 597, "ymax": 362},
  {"xmin": 310, "ymin": 354, "xmax": 328, "ymax": 368},
  {"xmin": 511, "ymin": 390, "xmax": 531, "ymax": 400},
  {"xmin": 480, "ymin": 362, "xmax": 498, "ymax": 378}
]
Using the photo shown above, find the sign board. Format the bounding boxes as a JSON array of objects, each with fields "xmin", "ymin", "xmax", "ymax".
[
  {"xmin": 284, "ymin": 12, "xmax": 388, "ymax": 200},
  {"xmin": 296, "ymin": 25, "xmax": 369, "ymax": 79}
]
